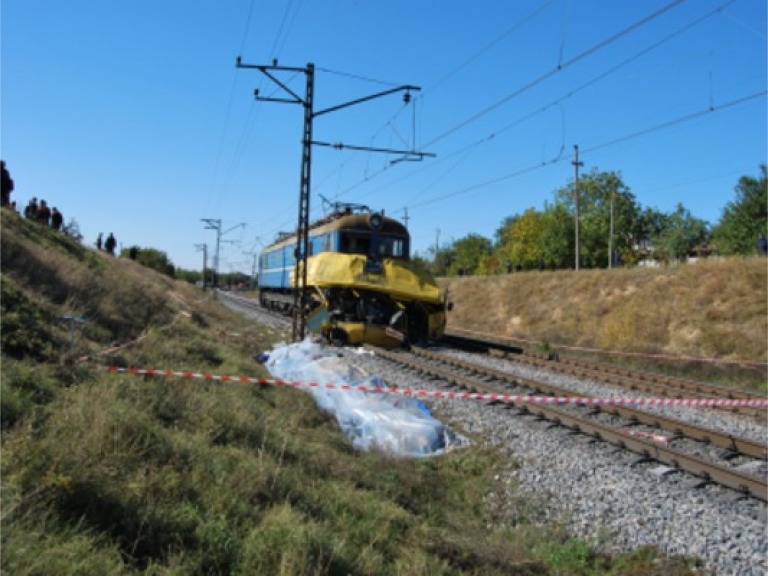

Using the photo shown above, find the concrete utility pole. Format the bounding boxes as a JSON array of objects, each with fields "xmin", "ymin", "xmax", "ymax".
[
  {"xmin": 194, "ymin": 243, "xmax": 208, "ymax": 290},
  {"xmin": 572, "ymin": 145, "xmax": 583, "ymax": 271},
  {"xmin": 236, "ymin": 57, "xmax": 433, "ymax": 342},
  {"xmin": 609, "ymin": 189, "xmax": 615, "ymax": 269}
]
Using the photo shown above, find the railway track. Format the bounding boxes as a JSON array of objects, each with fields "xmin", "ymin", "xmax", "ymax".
[
  {"xmin": 442, "ymin": 330, "xmax": 767, "ymax": 421},
  {"xmin": 220, "ymin": 290, "xmax": 767, "ymax": 498},
  {"xmin": 365, "ymin": 344, "xmax": 768, "ymax": 502},
  {"xmin": 220, "ymin": 290, "xmax": 767, "ymax": 570}
]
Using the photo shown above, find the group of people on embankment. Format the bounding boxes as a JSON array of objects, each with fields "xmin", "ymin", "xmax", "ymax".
[
  {"xmin": 3, "ymin": 160, "xmax": 67, "ymax": 233},
  {"xmin": 2, "ymin": 159, "xmax": 122, "ymax": 257}
]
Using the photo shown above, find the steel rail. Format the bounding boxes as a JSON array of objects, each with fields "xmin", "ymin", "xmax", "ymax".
[
  {"xmin": 442, "ymin": 331, "xmax": 767, "ymax": 420},
  {"xmin": 411, "ymin": 346, "xmax": 767, "ymax": 459},
  {"xmin": 367, "ymin": 346, "xmax": 767, "ymax": 501}
]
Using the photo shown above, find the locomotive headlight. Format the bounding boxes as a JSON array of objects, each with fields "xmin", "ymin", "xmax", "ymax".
[{"xmin": 368, "ymin": 213, "xmax": 384, "ymax": 230}]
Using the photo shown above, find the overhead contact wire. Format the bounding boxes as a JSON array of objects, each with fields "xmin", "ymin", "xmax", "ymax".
[
  {"xmin": 409, "ymin": 91, "xmax": 766, "ymax": 210},
  {"xmin": 422, "ymin": 0, "xmax": 687, "ymax": 148},
  {"xmin": 326, "ymin": 0, "xmax": 730, "ymax": 210}
]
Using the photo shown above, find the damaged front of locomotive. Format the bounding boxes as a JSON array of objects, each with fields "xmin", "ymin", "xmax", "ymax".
[
  {"xmin": 306, "ymin": 255, "xmax": 448, "ymax": 348},
  {"xmin": 302, "ymin": 209, "xmax": 449, "ymax": 348}
]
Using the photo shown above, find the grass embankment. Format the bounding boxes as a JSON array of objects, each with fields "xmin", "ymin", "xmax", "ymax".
[
  {"xmin": 1, "ymin": 210, "xmax": 698, "ymax": 574},
  {"xmin": 441, "ymin": 261, "xmax": 768, "ymax": 391}
]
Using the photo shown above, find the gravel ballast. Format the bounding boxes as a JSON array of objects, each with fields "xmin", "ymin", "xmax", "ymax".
[
  {"xmin": 341, "ymin": 346, "xmax": 768, "ymax": 576},
  {"xmin": 223, "ymin": 297, "xmax": 767, "ymax": 575}
]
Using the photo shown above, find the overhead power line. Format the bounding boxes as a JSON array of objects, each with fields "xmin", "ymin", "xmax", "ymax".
[
  {"xmin": 313, "ymin": 0, "xmax": 734, "ymax": 210},
  {"xmin": 582, "ymin": 90, "xmax": 766, "ymax": 155},
  {"xmin": 407, "ymin": 90, "xmax": 766, "ymax": 211},
  {"xmin": 423, "ymin": 0, "xmax": 687, "ymax": 148},
  {"xmin": 424, "ymin": 0, "xmax": 557, "ymax": 95}
]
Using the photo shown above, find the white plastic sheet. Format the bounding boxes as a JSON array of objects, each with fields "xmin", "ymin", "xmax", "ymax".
[{"xmin": 265, "ymin": 339, "xmax": 454, "ymax": 457}]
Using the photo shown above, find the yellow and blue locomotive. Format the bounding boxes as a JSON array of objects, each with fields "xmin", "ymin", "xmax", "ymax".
[{"xmin": 257, "ymin": 204, "xmax": 449, "ymax": 348}]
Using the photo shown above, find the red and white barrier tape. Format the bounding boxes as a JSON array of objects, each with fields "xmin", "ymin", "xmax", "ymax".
[{"xmin": 94, "ymin": 365, "xmax": 768, "ymax": 408}]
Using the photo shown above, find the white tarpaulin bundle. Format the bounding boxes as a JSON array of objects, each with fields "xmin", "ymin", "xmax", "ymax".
[{"xmin": 265, "ymin": 339, "xmax": 455, "ymax": 457}]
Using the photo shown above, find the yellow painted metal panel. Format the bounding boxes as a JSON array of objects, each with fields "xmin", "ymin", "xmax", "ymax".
[{"xmin": 304, "ymin": 253, "xmax": 441, "ymax": 303}]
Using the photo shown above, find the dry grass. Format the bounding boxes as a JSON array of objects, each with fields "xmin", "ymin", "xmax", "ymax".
[
  {"xmin": 441, "ymin": 259, "xmax": 767, "ymax": 390},
  {"xmin": 442, "ymin": 259, "xmax": 767, "ymax": 363}
]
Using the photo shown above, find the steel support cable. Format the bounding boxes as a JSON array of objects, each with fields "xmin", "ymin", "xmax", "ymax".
[
  {"xmin": 238, "ymin": 0, "xmax": 257, "ymax": 56},
  {"xmin": 211, "ymin": 0, "xmax": 299, "ymax": 212},
  {"xmin": 425, "ymin": 0, "xmax": 557, "ymax": 96},
  {"xmin": 315, "ymin": 66, "xmax": 401, "ymax": 87},
  {"xmin": 222, "ymin": 67, "xmax": 302, "ymax": 210},
  {"xmin": 317, "ymin": 0, "xmax": 557, "ymax": 188},
  {"xmin": 310, "ymin": 76, "xmax": 420, "ymax": 199},
  {"xmin": 204, "ymin": 0, "xmax": 258, "ymax": 212},
  {"xmin": 363, "ymin": 0, "xmax": 557, "ymax": 140},
  {"xmin": 218, "ymin": 101, "xmax": 259, "ymax": 206},
  {"xmin": 206, "ymin": 74, "xmax": 247, "ymax": 212},
  {"xmin": 254, "ymin": 77, "xmax": 756, "ymax": 248},
  {"xmin": 318, "ymin": 0, "xmax": 732, "ymax": 210},
  {"xmin": 422, "ymin": 0, "xmax": 687, "ymax": 148},
  {"xmin": 319, "ymin": 136, "xmax": 484, "ymax": 212},
  {"xmin": 582, "ymin": 90, "xmax": 766, "ymax": 155},
  {"xmin": 269, "ymin": 0, "xmax": 304, "ymax": 59},
  {"xmin": 407, "ymin": 90, "xmax": 766, "ymax": 211}
]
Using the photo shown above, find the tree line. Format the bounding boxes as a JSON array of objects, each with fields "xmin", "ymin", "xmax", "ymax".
[
  {"xmin": 416, "ymin": 165, "xmax": 767, "ymax": 277},
  {"xmin": 69, "ymin": 165, "xmax": 765, "ymax": 284}
]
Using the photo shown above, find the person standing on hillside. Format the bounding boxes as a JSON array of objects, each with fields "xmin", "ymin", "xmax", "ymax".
[
  {"xmin": 50, "ymin": 207, "xmax": 63, "ymax": 231},
  {"xmin": 104, "ymin": 233, "xmax": 116, "ymax": 255},
  {"xmin": 1, "ymin": 160, "xmax": 14, "ymax": 208},
  {"xmin": 96, "ymin": 232, "xmax": 103, "ymax": 250},
  {"xmin": 24, "ymin": 197, "xmax": 38, "ymax": 220},
  {"xmin": 37, "ymin": 199, "xmax": 51, "ymax": 226}
]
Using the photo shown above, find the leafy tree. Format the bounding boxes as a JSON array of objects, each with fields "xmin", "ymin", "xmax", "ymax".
[
  {"xmin": 494, "ymin": 215, "xmax": 518, "ymax": 246},
  {"xmin": 634, "ymin": 207, "xmax": 668, "ymax": 256},
  {"xmin": 476, "ymin": 251, "xmax": 503, "ymax": 275},
  {"xmin": 554, "ymin": 169, "xmax": 637, "ymax": 268},
  {"xmin": 539, "ymin": 201, "xmax": 575, "ymax": 269},
  {"xmin": 176, "ymin": 268, "xmax": 203, "ymax": 284},
  {"xmin": 712, "ymin": 165, "xmax": 768, "ymax": 255},
  {"xmin": 446, "ymin": 234, "xmax": 491, "ymax": 276},
  {"xmin": 408, "ymin": 254, "xmax": 433, "ymax": 278},
  {"xmin": 652, "ymin": 204, "xmax": 710, "ymax": 262},
  {"xmin": 122, "ymin": 246, "xmax": 176, "ymax": 278},
  {"xmin": 500, "ymin": 208, "xmax": 546, "ymax": 270},
  {"xmin": 425, "ymin": 245, "xmax": 455, "ymax": 277}
]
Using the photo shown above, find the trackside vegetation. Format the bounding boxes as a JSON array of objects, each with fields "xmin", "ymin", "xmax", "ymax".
[
  {"xmin": 441, "ymin": 257, "xmax": 768, "ymax": 392},
  {"xmin": 1, "ymin": 209, "xmax": 700, "ymax": 574},
  {"xmin": 420, "ymin": 165, "xmax": 767, "ymax": 276}
]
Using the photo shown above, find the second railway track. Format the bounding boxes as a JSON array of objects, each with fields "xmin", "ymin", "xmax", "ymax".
[{"xmin": 442, "ymin": 330, "xmax": 767, "ymax": 421}]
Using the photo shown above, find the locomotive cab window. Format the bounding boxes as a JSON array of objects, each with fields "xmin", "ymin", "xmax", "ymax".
[
  {"xmin": 341, "ymin": 233, "xmax": 370, "ymax": 255},
  {"xmin": 378, "ymin": 237, "xmax": 406, "ymax": 258},
  {"xmin": 340, "ymin": 229, "xmax": 409, "ymax": 259}
]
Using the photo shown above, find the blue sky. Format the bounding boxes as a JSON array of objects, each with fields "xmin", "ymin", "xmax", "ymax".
[{"xmin": 3, "ymin": 0, "xmax": 765, "ymax": 273}]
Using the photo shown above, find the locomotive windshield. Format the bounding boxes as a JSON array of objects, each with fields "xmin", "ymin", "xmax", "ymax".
[{"xmin": 341, "ymin": 231, "xmax": 409, "ymax": 259}]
